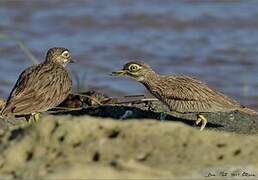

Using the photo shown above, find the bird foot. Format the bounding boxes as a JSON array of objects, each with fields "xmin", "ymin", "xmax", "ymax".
[{"xmin": 195, "ymin": 114, "xmax": 207, "ymax": 131}]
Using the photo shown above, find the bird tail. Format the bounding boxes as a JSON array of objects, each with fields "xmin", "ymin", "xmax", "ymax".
[
  {"xmin": 1, "ymin": 103, "xmax": 14, "ymax": 117},
  {"xmin": 1, "ymin": 107, "xmax": 11, "ymax": 117},
  {"xmin": 238, "ymin": 107, "xmax": 257, "ymax": 116}
]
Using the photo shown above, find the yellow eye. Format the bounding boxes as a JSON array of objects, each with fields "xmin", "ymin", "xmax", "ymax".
[
  {"xmin": 62, "ymin": 51, "xmax": 70, "ymax": 58},
  {"xmin": 129, "ymin": 64, "xmax": 140, "ymax": 72}
]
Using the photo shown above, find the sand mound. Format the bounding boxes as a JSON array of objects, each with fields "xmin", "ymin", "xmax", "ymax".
[{"xmin": 0, "ymin": 115, "xmax": 257, "ymax": 179}]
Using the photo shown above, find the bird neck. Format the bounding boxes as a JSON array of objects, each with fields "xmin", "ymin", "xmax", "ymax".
[
  {"xmin": 141, "ymin": 70, "xmax": 160, "ymax": 87},
  {"xmin": 44, "ymin": 59, "xmax": 65, "ymax": 68},
  {"xmin": 141, "ymin": 72, "xmax": 164, "ymax": 99}
]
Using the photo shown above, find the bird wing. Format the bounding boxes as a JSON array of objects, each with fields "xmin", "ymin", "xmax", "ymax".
[
  {"xmin": 7, "ymin": 65, "xmax": 37, "ymax": 101},
  {"xmin": 2, "ymin": 63, "xmax": 72, "ymax": 116},
  {"xmin": 159, "ymin": 75, "xmax": 241, "ymax": 113}
]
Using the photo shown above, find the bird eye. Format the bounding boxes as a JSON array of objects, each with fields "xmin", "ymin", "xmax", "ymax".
[
  {"xmin": 129, "ymin": 64, "xmax": 140, "ymax": 72},
  {"xmin": 62, "ymin": 51, "xmax": 70, "ymax": 58}
]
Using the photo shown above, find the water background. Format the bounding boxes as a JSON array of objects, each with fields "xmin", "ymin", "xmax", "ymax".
[{"xmin": 1, "ymin": 0, "xmax": 258, "ymax": 109}]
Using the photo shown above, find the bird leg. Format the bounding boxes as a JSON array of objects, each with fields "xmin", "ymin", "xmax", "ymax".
[
  {"xmin": 24, "ymin": 115, "xmax": 31, "ymax": 122},
  {"xmin": 33, "ymin": 112, "xmax": 41, "ymax": 122},
  {"xmin": 195, "ymin": 114, "xmax": 207, "ymax": 131},
  {"xmin": 27, "ymin": 112, "xmax": 41, "ymax": 124}
]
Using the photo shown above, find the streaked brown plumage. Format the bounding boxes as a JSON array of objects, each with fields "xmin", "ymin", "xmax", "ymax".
[
  {"xmin": 112, "ymin": 61, "xmax": 257, "ymax": 130},
  {"xmin": 1, "ymin": 47, "xmax": 73, "ymax": 118}
]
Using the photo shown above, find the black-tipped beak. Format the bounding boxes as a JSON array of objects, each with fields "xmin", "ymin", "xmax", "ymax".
[
  {"xmin": 111, "ymin": 70, "xmax": 126, "ymax": 76},
  {"xmin": 69, "ymin": 59, "xmax": 75, "ymax": 63}
]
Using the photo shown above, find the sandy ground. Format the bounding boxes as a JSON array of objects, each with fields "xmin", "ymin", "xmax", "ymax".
[{"xmin": 0, "ymin": 114, "xmax": 257, "ymax": 179}]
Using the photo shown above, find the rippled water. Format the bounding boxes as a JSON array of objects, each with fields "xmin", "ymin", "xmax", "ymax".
[{"xmin": 1, "ymin": 0, "xmax": 258, "ymax": 109}]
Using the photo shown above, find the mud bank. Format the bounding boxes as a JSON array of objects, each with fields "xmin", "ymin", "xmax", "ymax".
[{"xmin": 0, "ymin": 115, "xmax": 257, "ymax": 179}]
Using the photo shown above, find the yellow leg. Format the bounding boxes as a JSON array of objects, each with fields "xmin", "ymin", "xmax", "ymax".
[
  {"xmin": 28, "ymin": 112, "xmax": 41, "ymax": 124},
  {"xmin": 195, "ymin": 114, "xmax": 207, "ymax": 131},
  {"xmin": 33, "ymin": 112, "xmax": 41, "ymax": 122}
]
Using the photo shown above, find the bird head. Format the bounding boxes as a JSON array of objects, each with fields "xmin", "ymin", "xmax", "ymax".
[
  {"xmin": 112, "ymin": 61, "xmax": 154, "ymax": 82},
  {"xmin": 46, "ymin": 47, "xmax": 74, "ymax": 67}
]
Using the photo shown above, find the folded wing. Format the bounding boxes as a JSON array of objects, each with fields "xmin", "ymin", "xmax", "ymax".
[
  {"xmin": 159, "ymin": 75, "xmax": 242, "ymax": 113},
  {"xmin": 2, "ymin": 63, "xmax": 71, "ymax": 116}
]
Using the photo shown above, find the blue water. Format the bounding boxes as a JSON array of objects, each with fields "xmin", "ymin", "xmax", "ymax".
[{"xmin": 0, "ymin": 1, "xmax": 258, "ymax": 109}]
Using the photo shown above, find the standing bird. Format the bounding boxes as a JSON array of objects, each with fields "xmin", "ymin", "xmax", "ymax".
[
  {"xmin": 1, "ymin": 47, "xmax": 74, "ymax": 121},
  {"xmin": 112, "ymin": 61, "xmax": 257, "ymax": 131}
]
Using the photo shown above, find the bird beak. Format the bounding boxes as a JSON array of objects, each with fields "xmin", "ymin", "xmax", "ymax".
[
  {"xmin": 69, "ymin": 59, "xmax": 75, "ymax": 63},
  {"xmin": 111, "ymin": 69, "xmax": 126, "ymax": 76}
]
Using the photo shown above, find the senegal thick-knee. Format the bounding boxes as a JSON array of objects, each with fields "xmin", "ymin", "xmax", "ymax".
[{"xmin": 112, "ymin": 61, "xmax": 256, "ymax": 131}]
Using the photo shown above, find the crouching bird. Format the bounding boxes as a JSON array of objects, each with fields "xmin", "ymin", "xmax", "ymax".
[
  {"xmin": 1, "ymin": 47, "xmax": 74, "ymax": 122},
  {"xmin": 112, "ymin": 61, "xmax": 257, "ymax": 131}
]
